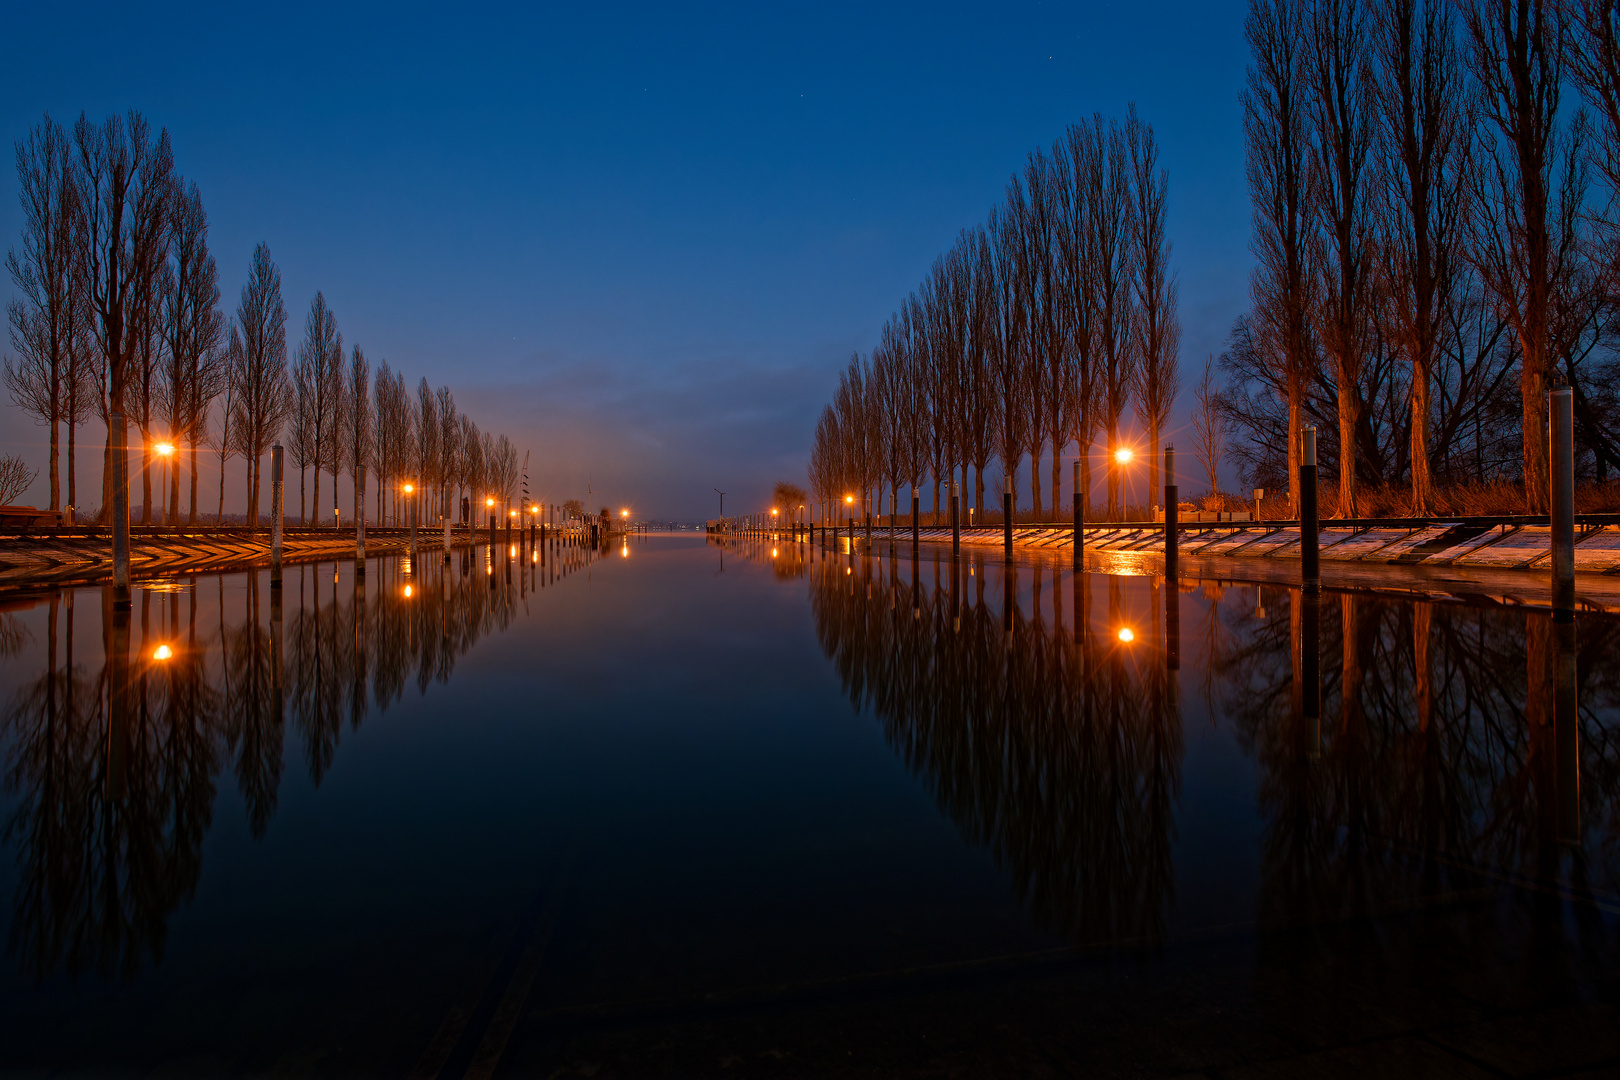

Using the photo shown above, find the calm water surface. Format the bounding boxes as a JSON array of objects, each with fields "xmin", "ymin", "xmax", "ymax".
[{"xmin": 0, "ymin": 534, "xmax": 1615, "ymax": 1077}]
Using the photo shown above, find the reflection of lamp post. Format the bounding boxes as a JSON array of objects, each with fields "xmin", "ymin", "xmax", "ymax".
[
  {"xmin": 152, "ymin": 643, "xmax": 173, "ymax": 661},
  {"xmin": 1117, "ymin": 627, "xmax": 1136, "ymax": 644}
]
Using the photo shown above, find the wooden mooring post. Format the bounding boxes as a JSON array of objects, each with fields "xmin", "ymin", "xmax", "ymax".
[{"xmin": 1551, "ymin": 384, "xmax": 1575, "ymax": 619}]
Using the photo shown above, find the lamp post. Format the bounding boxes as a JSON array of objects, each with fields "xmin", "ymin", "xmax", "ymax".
[
  {"xmin": 486, "ymin": 496, "xmax": 495, "ymax": 547},
  {"xmin": 845, "ymin": 494, "xmax": 855, "ymax": 549},
  {"xmin": 1114, "ymin": 446, "xmax": 1135, "ymax": 522},
  {"xmin": 404, "ymin": 483, "xmax": 417, "ymax": 559},
  {"xmin": 154, "ymin": 441, "xmax": 176, "ymax": 528}
]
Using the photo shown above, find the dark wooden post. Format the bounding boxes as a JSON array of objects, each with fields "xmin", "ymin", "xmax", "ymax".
[
  {"xmin": 1072, "ymin": 460, "xmax": 1083, "ymax": 567},
  {"xmin": 111, "ymin": 410, "xmax": 131, "ymax": 609},
  {"xmin": 1002, "ymin": 475, "xmax": 1013, "ymax": 563},
  {"xmin": 1301, "ymin": 591, "xmax": 1321, "ymax": 760},
  {"xmin": 911, "ymin": 488, "xmax": 919, "ymax": 550},
  {"xmin": 951, "ymin": 479, "xmax": 960, "ymax": 556},
  {"xmin": 1551, "ymin": 384, "xmax": 1575, "ymax": 619},
  {"xmin": 1301, "ymin": 426, "xmax": 1319, "ymax": 594},
  {"xmin": 1163, "ymin": 445, "xmax": 1178, "ymax": 580}
]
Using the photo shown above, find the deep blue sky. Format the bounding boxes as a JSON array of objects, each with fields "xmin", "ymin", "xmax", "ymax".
[{"xmin": 2, "ymin": 1, "xmax": 1250, "ymax": 519}]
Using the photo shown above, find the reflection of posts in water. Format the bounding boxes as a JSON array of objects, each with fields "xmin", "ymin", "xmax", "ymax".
[
  {"xmin": 1003, "ymin": 562, "xmax": 1014, "ymax": 649},
  {"xmin": 1554, "ymin": 616, "xmax": 1580, "ymax": 845},
  {"xmin": 107, "ymin": 586, "xmax": 130, "ymax": 801},
  {"xmin": 1296, "ymin": 590, "xmax": 1320, "ymax": 760},
  {"xmin": 1166, "ymin": 576, "xmax": 1180, "ymax": 672}
]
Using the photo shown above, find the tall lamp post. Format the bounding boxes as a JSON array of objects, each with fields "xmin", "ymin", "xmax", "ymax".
[
  {"xmin": 154, "ymin": 441, "xmax": 176, "ymax": 529},
  {"xmin": 404, "ymin": 482, "xmax": 417, "ymax": 559},
  {"xmin": 1113, "ymin": 446, "xmax": 1135, "ymax": 522}
]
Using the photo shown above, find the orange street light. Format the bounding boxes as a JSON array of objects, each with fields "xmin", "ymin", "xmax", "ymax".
[
  {"xmin": 1117, "ymin": 627, "xmax": 1136, "ymax": 643},
  {"xmin": 1114, "ymin": 447, "xmax": 1135, "ymax": 465},
  {"xmin": 486, "ymin": 497, "xmax": 495, "ymax": 508},
  {"xmin": 403, "ymin": 584, "xmax": 414, "ymax": 598},
  {"xmin": 845, "ymin": 495, "xmax": 854, "ymax": 505},
  {"xmin": 152, "ymin": 644, "xmax": 174, "ymax": 660},
  {"xmin": 154, "ymin": 441, "xmax": 176, "ymax": 457},
  {"xmin": 771, "ymin": 508, "xmax": 778, "ymax": 516},
  {"xmin": 621, "ymin": 509, "xmax": 629, "ymax": 518},
  {"xmin": 403, "ymin": 482, "xmax": 414, "ymax": 495}
]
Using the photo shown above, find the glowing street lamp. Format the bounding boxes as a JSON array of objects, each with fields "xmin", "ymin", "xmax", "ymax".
[
  {"xmin": 153, "ymin": 442, "xmax": 176, "ymax": 526},
  {"xmin": 1113, "ymin": 447, "xmax": 1137, "ymax": 519},
  {"xmin": 1117, "ymin": 627, "xmax": 1136, "ymax": 644},
  {"xmin": 152, "ymin": 644, "xmax": 173, "ymax": 661}
]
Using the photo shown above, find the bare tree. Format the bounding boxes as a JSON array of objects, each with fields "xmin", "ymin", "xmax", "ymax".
[
  {"xmin": 437, "ymin": 386, "xmax": 459, "ymax": 522},
  {"xmin": 1465, "ymin": 0, "xmax": 1588, "ymax": 510},
  {"xmin": 414, "ymin": 377, "xmax": 439, "ymax": 522},
  {"xmin": 209, "ymin": 374, "xmax": 235, "ymax": 523},
  {"xmin": 294, "ymin": 292, "xmax": 342, "ymax": 526},
  {"xmin": 228, "ymin": 243, "xmax": 291, "ymax": 525},
  {"xmin": 0, "ymin": 453, "xmax": 36, "ymax": 504},
  {"xmin": 1081, "ymin": 114, "xmax": 1138, "ymax": 518},
  {"xmin": 345, "ymin": 345, "xmax": 371, "ymax": 532},
  {"xmin": 4, "ymin": 114, "xmax": 79, "ymax": 512},
  {"xmin": 1306, "ymin": 0, "xmax": 1378, "ymax": 516},
  {"xmin": 1246, "ymin": 0, "xmax": 1317, "ymax": 511},
  {"xmin": 1128, "ymin": 104, "xmax": 1182, "ymax": 506},
  {"xmin": 1373, "ymin": 0, "xmax": 1473, "ymax": 510},
  {"xmin": 1191, "ymin": 358, "xmax": 1226, "ymax": 502},
  {"xmin": 1565, "ymin": 0, "xmax": 1620, "ymax": 476},
  {"xmin": 289, "ymin": 351, "xmax": 316, "ymax": 523},
  {"xmin": 74, "ymin": 109, "xmax": 174, "ymax": 550},
  {"xmin": 159, "ymin": 181, "xmax": 226, "ymax": 525}
]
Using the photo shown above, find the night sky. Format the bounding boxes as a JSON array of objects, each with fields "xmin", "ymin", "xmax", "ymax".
[{"xmin": 1, "ymin": 1, "xmax": 1250, "ymax": 520}]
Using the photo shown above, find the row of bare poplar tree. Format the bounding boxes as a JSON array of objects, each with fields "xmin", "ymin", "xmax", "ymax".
[
  {"xmin": 3, "ymin": 110, "xmax": 522, "ymax": 526},
  {"xmin": 1224, "ymin": 0, "xmax": 1620, "ymax": 514},
  {"xmin": 809, "ymin": 106, "xmax": 1180, "ymax": 526}
]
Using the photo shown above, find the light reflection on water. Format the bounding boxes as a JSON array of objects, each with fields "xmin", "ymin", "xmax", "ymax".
[{"xmin": 0, "ymin": 532, "xmax": 1614, "ymax": 1073}]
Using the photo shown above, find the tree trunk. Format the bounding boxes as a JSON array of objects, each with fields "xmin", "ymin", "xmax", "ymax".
[
  {"xmin": 48, "ymin": 417, "xmax": 59, "ymax": 511},
  {"xmin": 141, "ymin": 441, "xmax": 152, "ymax": 524},
  {"xmin": 1029, "ymin": 454, "xmax": 1042, "ymax": 519},
  {"xmin": 67, "ymin": 418, "xmax": 76, "ymax": 513}
]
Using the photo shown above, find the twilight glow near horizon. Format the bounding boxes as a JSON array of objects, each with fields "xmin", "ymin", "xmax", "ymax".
[{"xmin": 0, "ymin": 1, "xmax": 1249, "ymax": 518}]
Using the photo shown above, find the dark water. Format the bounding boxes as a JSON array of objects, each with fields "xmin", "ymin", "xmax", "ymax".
[{"xmin": 0, "ymin": 534, "xmax": 1616, "ymax": 1077}]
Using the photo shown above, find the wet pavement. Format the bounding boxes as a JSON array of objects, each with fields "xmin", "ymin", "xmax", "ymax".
[{"xmin": 0, "ymin": 533, "xmax": 1614, "ymax": 1077}]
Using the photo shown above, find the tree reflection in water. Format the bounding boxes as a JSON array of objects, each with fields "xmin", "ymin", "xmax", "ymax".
[
  {"xmin": 1220, "ymin": 587, "xmax": 1620, "ymax": 928},
  {"xmin": 0, "ymin": 546, "xmax": 557, "ymax": 982},
  {"xmin": 794, "ymin": 536, "xmax": 1620, "ymax": 954},
  {"xmin": 807, "ymin": 545, "xmax": 1184, "ymax": 948}
]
